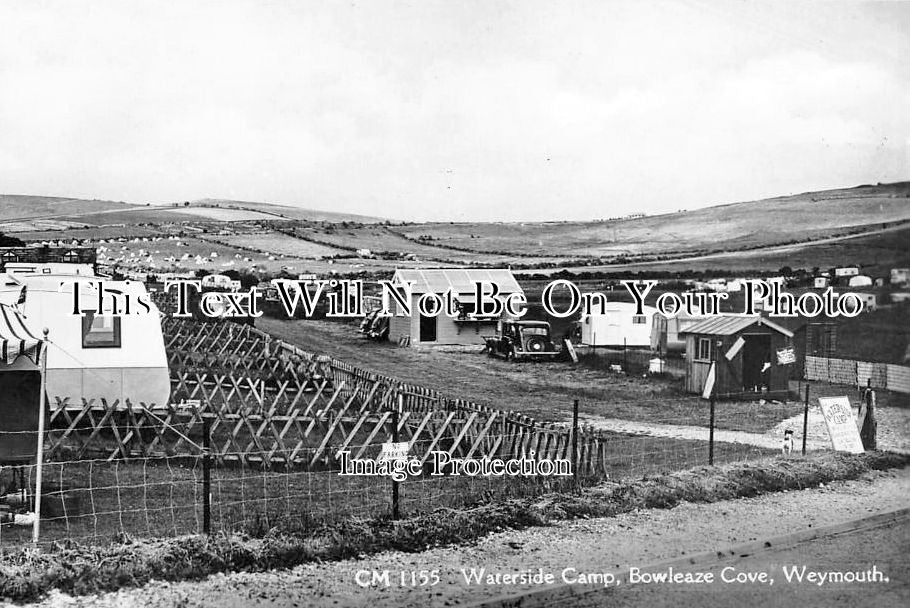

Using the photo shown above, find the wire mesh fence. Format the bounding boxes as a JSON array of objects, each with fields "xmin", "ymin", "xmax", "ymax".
[{"xmin": 1, "ymin": 387, "xmax": 843, "ymax": 549}]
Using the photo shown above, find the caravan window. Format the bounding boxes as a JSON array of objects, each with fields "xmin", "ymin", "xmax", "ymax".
[{"xmin": 82, "ymin": 312, "xmax": 121, "ymax": 348}]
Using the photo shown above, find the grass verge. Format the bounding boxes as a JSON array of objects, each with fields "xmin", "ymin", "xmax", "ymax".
[{"xmin": 2, "ymin": 451, "xmax": 907, "ymax": 602}]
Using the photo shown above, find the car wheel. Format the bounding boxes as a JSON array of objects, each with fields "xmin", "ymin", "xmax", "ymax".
[{"xmin": 525, "ymin": 336, "xmax": 547, "ymax": 352}]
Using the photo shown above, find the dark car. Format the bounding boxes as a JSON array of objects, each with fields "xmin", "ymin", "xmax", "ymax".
[{"xmin": 483, "ymin": 320, "xmax": 560, "ymax": 360}]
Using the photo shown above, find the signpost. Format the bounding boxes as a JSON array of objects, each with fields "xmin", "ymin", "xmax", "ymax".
[
  {"xmin": 377, "ymin": 441, "xmax": 410, "ymax": 464},
  {"xmin": 817, "ymin": 396, "xmax": 864, "ymax": 454}
]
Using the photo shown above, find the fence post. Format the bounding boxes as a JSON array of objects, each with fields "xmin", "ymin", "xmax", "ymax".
[
  {"xmin": 801, "ymin": 384, "xmax": 810, "ymax": 456},
  {"xmin": 33, "ymin": 328, "xmax": 50, "ymax": 544},
  {"xmin": 572, "ymin": 399, "xmax": 579, "ymax": 490},
  {"xmin": 391, "ymin": 393, "xmax": 401, "ymax": 520},
  {"xmin": 202, "ymin": 414, "xmax": 212, "ymax": 535},
  {"xmin": 708, "ymin": 391, "xmax": 715, "ymax": 466}
]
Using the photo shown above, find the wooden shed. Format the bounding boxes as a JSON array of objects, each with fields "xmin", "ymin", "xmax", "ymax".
[
  {"xmin": 680, "ymin": 315, "xmax": 794, "ymax": 398},
  {"xmin": 387, "ymin": 268, "xmax": 523, "ymax": 346}
]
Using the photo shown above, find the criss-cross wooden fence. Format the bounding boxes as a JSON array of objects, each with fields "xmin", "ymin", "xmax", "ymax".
[{"xmin": 46, "ymin": 314, "xmax": 608, "ymax": 476}]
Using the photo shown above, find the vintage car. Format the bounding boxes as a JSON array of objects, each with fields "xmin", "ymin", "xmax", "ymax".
[{"xmin": 483, "ymin": 320, "xmax": 560, "ymax": 360}]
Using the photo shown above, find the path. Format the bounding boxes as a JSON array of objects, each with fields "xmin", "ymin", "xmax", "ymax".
[{"xmin": 574, "ymin": 414, "xmax": 830, "ymax": 451}]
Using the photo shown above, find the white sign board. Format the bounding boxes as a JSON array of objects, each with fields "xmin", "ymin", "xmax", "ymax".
[
  {"xmin": 725, "ymin": 337, "xmax": 745, "ymax": 361},
  {"xmin": 818, "ymin": 396, "xmax": 864, "ymax": 454},
  {"xmin": 776, "ymin": 347, "xmax": 796, "ymax": 365},
  {"xmin": 377, "ymin": 441, "xmax": 410, "ymax": 464},
  {"xmin": 702, "ymin": 362, "xmax": 716, "ymax": 400}
]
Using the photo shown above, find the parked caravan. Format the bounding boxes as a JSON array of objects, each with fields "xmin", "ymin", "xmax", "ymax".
[
  {"xmin": 0, "ymin": 271, "xmax": 170, "ymax": 407},
  {"xmin": 578, "ymin": 301, "xmax": 657, "ymax": 348},
  {"xmin": 650, "ymin": 306, "xmax": 709, "ymax": 353}
]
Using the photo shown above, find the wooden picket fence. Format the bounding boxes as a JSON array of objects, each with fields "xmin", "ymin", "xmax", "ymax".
[{"xmin": 46, "ymin": 316, "xmax": 609, "ymax": 476}]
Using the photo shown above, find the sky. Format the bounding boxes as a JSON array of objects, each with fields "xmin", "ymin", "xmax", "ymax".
[{"xmin": 0, "ymin": 0, "xmax": 908, "ymax": 222}]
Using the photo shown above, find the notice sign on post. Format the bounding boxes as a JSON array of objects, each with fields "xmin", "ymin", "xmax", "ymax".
[
  {"xmin": 377, "ymin": 441, "xmax": 410, "ymax": 464},
  {"xmin": 817, "ymin": 396, "xmax": 864, "ymax": 454},
  {"xmin": 701, "ymin": 362, "xmax": 716, "ymax": 400},
  {"xmin": 776, "ymin": 347, "xmax": 796, "ymax": 365}
]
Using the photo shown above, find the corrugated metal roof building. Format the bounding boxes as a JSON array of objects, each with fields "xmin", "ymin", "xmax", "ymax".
[
  {"xmin": 679, "ymin": 314, "xmax": 794, "ymax": 398},
  {"xmin": 387, "ymin": 268, "xmax": 524, "ymax": 346}
]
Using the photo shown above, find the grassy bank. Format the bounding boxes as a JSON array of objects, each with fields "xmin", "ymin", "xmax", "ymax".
[{"xmin": 1, "ymin": 451, "xmax": 907, "ymax": 602}]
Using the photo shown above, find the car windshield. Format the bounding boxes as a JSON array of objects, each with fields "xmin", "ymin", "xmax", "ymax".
[{"xmin": 520, "ymin": 327, "xmax": 549, "ymax": 336}]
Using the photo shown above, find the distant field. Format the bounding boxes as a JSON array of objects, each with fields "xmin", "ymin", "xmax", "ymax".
[
  {"xmin": 168, "ymin": 207, "xmax": 282, "ymax": 221},
  {"xmin": 395, "ymin": 183, "xmax": 910, "ymax": 258},
  {"xmin": 0, "ymin": 195, "xmax": 135, "ymax": 221},
  {"xmin": 193, "ymin": 198, "xmax": 386, "ymax": 223},
  {"xmin": 516, "ymin": 224, "xmax": 910, "ymax": 276},
  {"xmin": 209, "ymin": 232, "xmax": 348, "ymax": 258},
  {"xmin": 16, "ymin": 225, "xmax": 164, "ymax": 241},
  {"xmin": 4, "ymin": 182, "xmax": 908, "ymax": 278}
]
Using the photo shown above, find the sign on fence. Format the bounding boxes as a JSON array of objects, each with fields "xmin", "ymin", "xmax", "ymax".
[
  {"xmin": 818, "ymin": 396, "xmax": 864, "ymax": 454},
  {"xmin": 776, "ymin": 347, "xmax": 795, "ymax": 365},
  {"xmin": 377, "ymin": 441, "xmax": 410, "ymax": 463}
]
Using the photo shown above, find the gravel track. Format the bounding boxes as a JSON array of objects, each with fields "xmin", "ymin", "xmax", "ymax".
[{"xmin": 26, "ymin": 467, "xmax": 910, "ymax": 608}]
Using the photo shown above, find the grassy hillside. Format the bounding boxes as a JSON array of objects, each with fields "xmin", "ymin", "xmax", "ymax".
[
  {"xmin": 395, "ymin": 182, "xmax": 910, "ymax": 258},
  {"xmin": 192, "ymin": 199, "xmax": 387, "ymax": 223},
  {"xmin": 0, "ymin": 195, "xmax": 135, "ymax": 221},
  {"xmin": 4, "ymin": 182, "xmax": 908, "ymax": 277}
]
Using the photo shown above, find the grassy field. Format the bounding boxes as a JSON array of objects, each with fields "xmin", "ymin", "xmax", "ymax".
[
  {"xmin": 192, "ymin": 198, "xmax": 386, "ymax": 223},
  {"xmin": 393, "ymin": 183, "xmax": 910, "ymax": 258},
  {"xmin": 256, "ymin": 317, "xmax": 807, "ymax": 432},
  {"xmin": 211, "ymin": 232, "xmax": 350, "ymax": 258},
  {"xmin": 0, "ymin": 195, "xmax": 134, "ymax": 221}
]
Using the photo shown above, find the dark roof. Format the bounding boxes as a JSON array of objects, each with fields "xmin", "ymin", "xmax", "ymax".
[{"xmin": 679, "ymin": 315, "xmax": 793, "ymax": 338}]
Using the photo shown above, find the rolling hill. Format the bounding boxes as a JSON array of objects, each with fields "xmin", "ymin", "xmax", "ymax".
[
  {"xmin": 394, "ymin": 182, "xmax": 910, "ymax": 259},
  {"xmin": 2, "ymin": 182, "xmax": 908, "ymax": 276}
]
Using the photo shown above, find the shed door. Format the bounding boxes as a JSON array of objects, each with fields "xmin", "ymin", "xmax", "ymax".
[
  {"xmin": 742, "ymin": 334, "xmax": 771, "ymax": 391},
  {"xmin": 419, "ymin": 311, "xmax": 437, "ymax": 342}
]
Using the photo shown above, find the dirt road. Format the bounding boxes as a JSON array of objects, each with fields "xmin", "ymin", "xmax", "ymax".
[
  {"xmin": 561, "ymin": 516, "xmax": 908, "ymax": 608},
  {"xmin": 28, "ymin": 467, "xmax": 910, "ymax": 608},
  {"xmin": 574, "ymin": 414, "xmax": 830, "ymax": 451}
]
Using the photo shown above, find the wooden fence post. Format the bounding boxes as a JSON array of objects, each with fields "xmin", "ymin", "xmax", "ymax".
[
  {"xmin": 801, "ymin": 384, "xmax": 810, "ymax": 456},
  {"xmin": 391, "ymin": 392, "xmax": 401, "ymax": 520},
  {"xmin": 202, "ymin": 414, "xmax": 212, "ymax": 535},
  {"xmin": 572, "ymin": 399, "xmax": 579, "ymax": 490}
]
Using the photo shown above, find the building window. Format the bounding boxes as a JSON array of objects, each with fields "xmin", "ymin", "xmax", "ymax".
[
  {"xmin": 82, "ymin": 312, "xmax": 121, "ymax": 348},
  {"xmin": 632, "ymin": 315, "xmax": 647, "ymax": 324},
  {"xmin": 695, "ymin": 337, "xmax": 714, "ymax": 362}
]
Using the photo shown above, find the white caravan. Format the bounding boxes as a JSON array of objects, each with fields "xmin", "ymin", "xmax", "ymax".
[{"xmin": 0, "ymin": 269, "xmax": 170, "ymax": 407}]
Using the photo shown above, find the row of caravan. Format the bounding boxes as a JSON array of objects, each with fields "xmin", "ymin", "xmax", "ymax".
[{"xmin": 577, "ymin": 301, "xmax": 703, "ymax": 352}]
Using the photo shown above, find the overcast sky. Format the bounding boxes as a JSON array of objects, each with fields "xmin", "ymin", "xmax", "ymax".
[{"xmin": 0, "ymin": 0, "xmax": 907, "ymax": 221}]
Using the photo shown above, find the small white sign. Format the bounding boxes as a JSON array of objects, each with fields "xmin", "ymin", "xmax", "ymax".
[
  {"xmin": 725, "ymin": 337, "xmax": 745, "ymax": 361},
  {"xmin": 818, "ymin": 396, "xmax": 864, "ymax": 454},
  {"xmin": 702, "ymin": 361, "xmax": 716, "ymax": 399},
  {"xmin": 776, "ymin": 347, "xmax": 796, "ymax": 365},
  {"xmin": 377, "ymin": 441, "xmax": 410, "ymax": 463}
]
